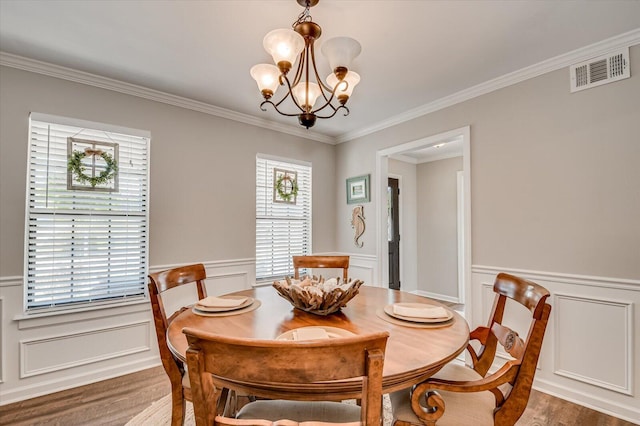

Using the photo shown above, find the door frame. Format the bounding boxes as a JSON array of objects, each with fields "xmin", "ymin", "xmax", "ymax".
[{"xmin": 375, "ymin": 126, "xmax": 471, "ymax": 307}]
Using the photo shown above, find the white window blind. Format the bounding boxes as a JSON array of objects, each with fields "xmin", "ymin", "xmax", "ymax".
[
  {"xmin": 256, "ymin": 156, "xmax": 311, "ymax": 280},
  {"xmin": 25, "ymin": 114, "xmax": 149, "ymax": 311}
]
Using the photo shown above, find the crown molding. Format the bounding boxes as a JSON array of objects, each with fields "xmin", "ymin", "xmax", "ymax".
[
  {"xmin": 0, "ymin": 52, "xmax": 335, "ymax": 145},
  {"xmin": 335, "ymin": 28, "xmax": 640, "ymax": 143},
  {"xmin": 3, "ymin": 28, "xmax": 639, "ymax": 146}
]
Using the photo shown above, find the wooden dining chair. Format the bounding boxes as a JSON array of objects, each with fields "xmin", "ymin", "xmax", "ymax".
[
  {"xmin": 390, "ymin": 272, "xmax": 551, "ymax": 426},
  {"xmin": 148, "ymin": 263, "xmax": 208, "ymax": 426},
  {"xmin": 293, "ymin": 255, "xmax": 350, "ymax": 281},
  {"xmin": 183, "ymin": 328, "xmax": 389, "ymax": 426}
]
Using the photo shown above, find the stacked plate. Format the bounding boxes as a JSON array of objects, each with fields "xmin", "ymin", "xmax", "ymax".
[
  {"xmin": 276, "ymin": 326, "xmax": 355, "ymax": 341},
  {"xmin": 192, "ymin": 295, "xmax": 254, "ymax": 315},
  {"xmin": 383, "ymin": 302, "xmax": 453, "ymax": 324}
]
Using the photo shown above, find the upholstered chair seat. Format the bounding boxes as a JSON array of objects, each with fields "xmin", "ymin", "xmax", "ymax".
[
  {"xmin": 390, "ymin": 364, "xmax": 494, "ymax": 425},
  {"xmin": 236, "ymin": 400, "xmax": 361, "ymax": 422}
]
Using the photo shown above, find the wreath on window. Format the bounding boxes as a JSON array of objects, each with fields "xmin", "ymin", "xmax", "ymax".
[
  {"xmin": 275, "ymin": 174, "xmax": 299, "ymax": 202},
  {"xmin": 68, "ymin": 149, "xmax": 118, "ymax": 187}
]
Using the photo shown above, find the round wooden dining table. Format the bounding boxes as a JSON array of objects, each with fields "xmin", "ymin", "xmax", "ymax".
[{"xmin": 167, "ymin": 285, "xmax": 469, "ymax": 396}]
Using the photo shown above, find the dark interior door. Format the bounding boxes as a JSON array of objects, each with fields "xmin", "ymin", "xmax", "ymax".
[{"xmin": 388, "ymin": 177, "xmax": 400, "ymax": 289}]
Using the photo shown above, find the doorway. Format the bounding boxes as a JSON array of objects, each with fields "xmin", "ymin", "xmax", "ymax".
[
  {"xmin": 375, "ymin": 126, "xmax": 471, "ymax": 308},
  {"xmin": 388, "ymin": 177, "xmax": 400, "ymax": 289}
]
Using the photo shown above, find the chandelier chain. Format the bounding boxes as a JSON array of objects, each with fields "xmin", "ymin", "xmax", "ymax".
[{"xmin": 293, "ymin": 1, "xmax": 312, "ymax": 27}]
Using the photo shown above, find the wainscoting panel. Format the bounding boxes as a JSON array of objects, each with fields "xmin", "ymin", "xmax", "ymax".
[
  {"xmin": 0, "ymin": 258, "xmax": 257, "ymax": 406},
  {"xmin": 346, "ymin": 253, "xmax": 377, "ymax": 286},
  {"xmin": 472, "ymin": 266, "xmax": 640, "ymax": 423},
  {"xmin": 20, "ymin": 321, "xmax": 151, "ymax": 378},
  {"xmin": 0, "ymin": 297, "xmax": 3, "ymax": 383},
  {"xmin": 554, "ymin": 293, "xmax": 633, "ymax": 395}
]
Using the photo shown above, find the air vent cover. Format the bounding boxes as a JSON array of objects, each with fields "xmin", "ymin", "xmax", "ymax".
[{"xmin": 570, "ymin": 48, "xmax": 630, "ymax": 93}]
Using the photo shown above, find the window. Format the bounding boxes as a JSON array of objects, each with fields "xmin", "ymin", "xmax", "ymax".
[
  {"xmin": 25, "ymin": 113, "xmax": 149, "ymax": 311},
  {"xmin": 256, "ymin": 156, "xmax": 311, "ymax": 280}
]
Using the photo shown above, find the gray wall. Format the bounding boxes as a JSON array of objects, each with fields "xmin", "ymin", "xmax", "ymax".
[
  {"xmin": 336, "ymin": 45, "xmax": 640, "ymax": 280},
  {"xmin": 0, "ymin": 66, "xmax": 337, "ymax": 276},
  {"xmin": 0, "ymin": 65, "xmax": 337, "ymax": 402},
  {"xmin": 416, "ymin": 157, "xmax": 463, "ymax": 298}
]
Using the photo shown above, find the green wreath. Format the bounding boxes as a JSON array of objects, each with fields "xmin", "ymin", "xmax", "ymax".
[
  {"xmin": 68, "ymin": 150, "xmax": 118, "ymax": 187},
  {"xmin": 275, "ymin": 174, "xmax": 299, "ymax": 202}
]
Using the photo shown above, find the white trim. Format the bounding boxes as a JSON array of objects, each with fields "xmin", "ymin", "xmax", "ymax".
[
  {"xmin": 553, "ymin": 293, "xmax": 634, "ymax": 395},
  {"xmin": 3, "ymin": 30, "xmax": 638, "ymax": 146},
  {"xmin": 0, "ymin": 52, "xmax": 334, "ymax": 145},
  {"xmin": 533, "ymin": 378, "xmax": 640, "ymax": 424},
  {"xmin": 336, "ymin": 29, "xmax": 640, "ymax": 143},
  {"xmin": 256, "ymin": 153, "xmax": 312, "ymax": 168},
  {"xmin": 0, "ymin": 276, "xmax": 22, "ymax": 287},
  {"xmin": 15, "ymin": 299, "xmax": 150, "ymax": 329},
  {"xmin": 30, "ymin": 112, "xmax": 151, "ymax": 138},
  {"xmin": 0, "ymin": 297, "xmax": 3, "ymax": 384},
  {"xmin": 471, "ymin": 265, "xmax": 640, "ymax": 291},
  {"xmin": 342, "ymin": 253, "xmax": 377, "ymax": 262},
  {"xmin": 456, "ymin": 171, "xmax": 465, "ymax": 304},
  {"xmin": 19, "ymin": 321, "xmax": 151, "ymax": 378},
  {"xmin": 0, "ymin": 356, "xmax": 161, "ymax": 406}
]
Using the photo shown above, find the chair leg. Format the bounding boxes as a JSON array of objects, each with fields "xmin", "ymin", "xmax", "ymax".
[{"xmin": 170, "ymin": 386, "xmax": 186, "ymax": 426}]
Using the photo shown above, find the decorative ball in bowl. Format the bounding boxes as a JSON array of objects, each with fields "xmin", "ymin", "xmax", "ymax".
[{"xmin": 273, "ymin": 276, "xmax": 364, "ymax": 316}]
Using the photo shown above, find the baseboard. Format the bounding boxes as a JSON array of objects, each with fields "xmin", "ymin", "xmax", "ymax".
[
  {"xmin": 0, "ymin": 356, "xmax": 161, "ymax": 406},
  {"xmin": 412, "ymin": 289, "xmax": 461, "ymax": 304},
  {"xmin": 533, "ymin": 378, "xmax": 640, "ymax": 424}
]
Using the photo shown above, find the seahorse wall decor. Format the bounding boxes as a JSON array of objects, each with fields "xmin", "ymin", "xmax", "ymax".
[{"xmin": 351, "ymin": 205, "xmax": 365, "ymax": 248}]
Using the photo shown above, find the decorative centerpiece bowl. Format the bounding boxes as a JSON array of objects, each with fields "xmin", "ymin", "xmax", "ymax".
[{"xmin": 273, "ymin": 276, "xmax": 364, "ymax": 316}]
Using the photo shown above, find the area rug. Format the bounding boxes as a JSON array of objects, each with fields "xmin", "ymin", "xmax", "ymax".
[{"xmin": 126, "ymin": 394, "xmax": 394, "ymax": 425}]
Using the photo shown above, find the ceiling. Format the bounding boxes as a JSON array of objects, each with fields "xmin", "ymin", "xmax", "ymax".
[
  {"xmin": 390, "ymin": 136, "xmax": 463, "ymax": 164},
  {"xmin": 1, "ymin": 1, "xmax": 639, "ymax": 143}
]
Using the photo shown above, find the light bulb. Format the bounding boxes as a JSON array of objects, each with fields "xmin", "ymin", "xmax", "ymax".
[{"xmin": 292, "ymin": 82, "xmax": 321, "ymax": 111}]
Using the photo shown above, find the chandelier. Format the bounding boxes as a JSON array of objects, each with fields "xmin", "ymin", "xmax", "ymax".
[{"xmin": 250, "ymin": 0, "xmax": 361, "ymax": 129}]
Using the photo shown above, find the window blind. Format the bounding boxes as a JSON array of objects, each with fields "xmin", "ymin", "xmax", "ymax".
[
  {"xmin": 256, "ymin": 156, "xmax": 311, "ymax": 280},
  {"xmin": 25, "ymin": 115, "xmax": 149, "ymax": 310}
]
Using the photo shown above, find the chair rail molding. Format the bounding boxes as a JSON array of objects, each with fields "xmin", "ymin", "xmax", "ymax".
[{"xmin": 472, "ymin": 265, "xmax": 640, "ymax": 290}]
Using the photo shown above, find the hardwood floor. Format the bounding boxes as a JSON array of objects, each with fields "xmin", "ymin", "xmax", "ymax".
[{"xmin": 0, "ymin": 366, "xmax": 634, "ymax": 426}]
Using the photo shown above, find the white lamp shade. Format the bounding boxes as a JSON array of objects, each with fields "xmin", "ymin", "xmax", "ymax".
[
  {"xmin": 250, "ymin": 64, "xmax": 281, "ymax": 95},
  {"xmin": 326, "ymin": 71, "xmax": 360, "ymax": 98},
  {"xmin": 292, "ymin": 82, "xmax": 321, "ymax": 109},
  {"xmin": 263, "ymin": 29, "xmax": 305, "ymax": 66},
  {"xmin": 321, "ymin": 36, "xmax": 362, "ymax": 71}
]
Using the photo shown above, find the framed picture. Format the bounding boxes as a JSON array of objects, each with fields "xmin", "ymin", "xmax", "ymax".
[{"xmin": 346, "ymin": 174, "xmax": 370, "ymax": 204}]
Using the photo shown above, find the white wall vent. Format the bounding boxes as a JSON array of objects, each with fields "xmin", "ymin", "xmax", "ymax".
[{"xmin": 570, "ymin": 47, "xmax": 630, "ymax": 93}]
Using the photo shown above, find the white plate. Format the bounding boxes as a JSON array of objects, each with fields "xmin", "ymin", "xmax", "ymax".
[
  {"xmin": 276, "ymin": 326, "xmax": 356, "ymax": 341},
  {"xmin": 384, "ymin": 303, "xmax": 453, "ymax": 324},
  {"xmin": 194, "ymin": 296, "xmax": 254, "ymax": 313}
]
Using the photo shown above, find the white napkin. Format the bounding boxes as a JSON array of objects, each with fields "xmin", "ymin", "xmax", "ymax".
[
  {"xmin": 393, "ymin": 304, "xmax": 449, "ymax": 319},
  {"xmin": 196, "ymin": 296, "xmax": 247, "ymax": 308},
  {"xmin": 293, "ymin": 327, "xmax": 330, "ymax": 341}
]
